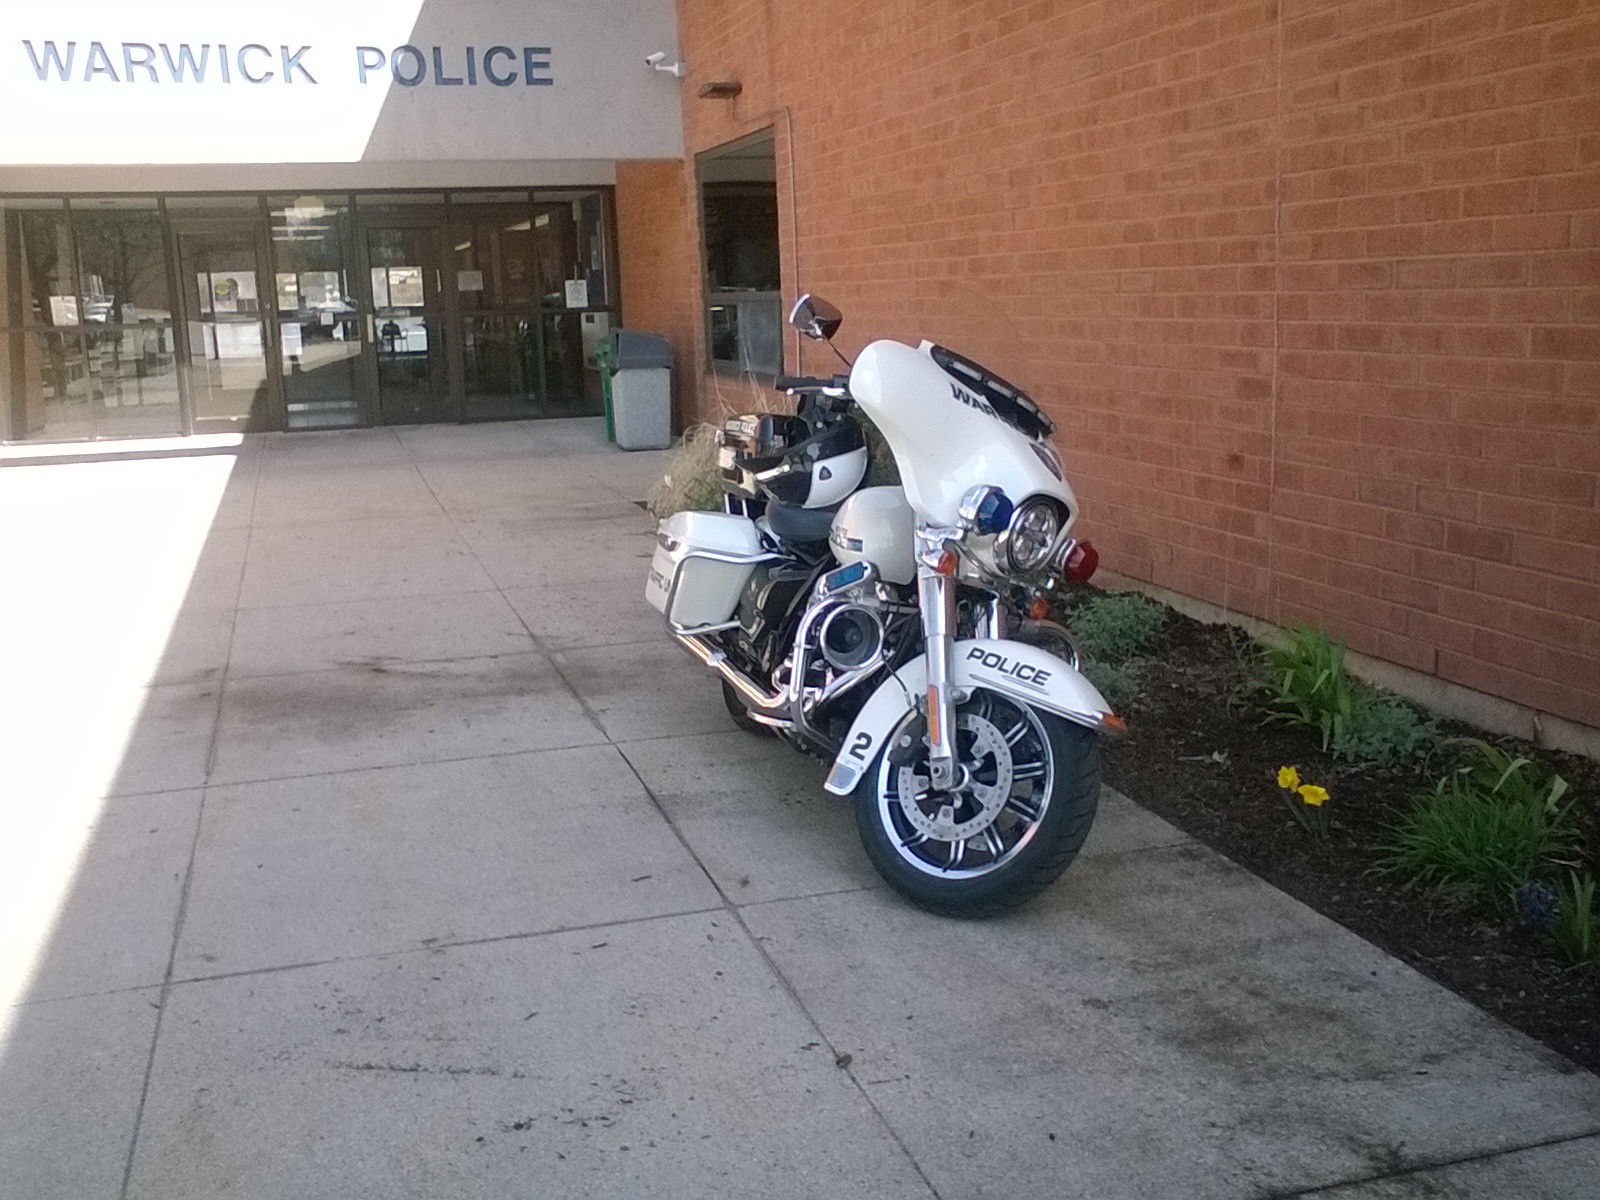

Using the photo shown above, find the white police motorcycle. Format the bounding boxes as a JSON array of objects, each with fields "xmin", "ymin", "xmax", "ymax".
[{"xmin": 646, "ymin": 296, "xmax": 1121, "ymax": 916}]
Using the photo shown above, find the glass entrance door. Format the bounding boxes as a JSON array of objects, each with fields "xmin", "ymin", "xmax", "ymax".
[
  {"xmin": 452, "ymin": 205, "xmax": 540, "ymax": 421},
  {"xmin": 175, "ymin": 224, "xmax": 276, "ymax": 433},
  {"xmin": 351, "ymin": 194, "xmax": 615, "ymax": 428},
  {"xmin": 364, "ymin": 225, "xmax": 452, "ymax": 425},
  {"xmin": 270, "ymin": 197, "xmax": 362, "ymax": 429}
]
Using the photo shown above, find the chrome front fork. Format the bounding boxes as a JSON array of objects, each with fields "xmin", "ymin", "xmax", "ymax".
[{"xmin": 917, "ymin": 544, "xmax": 960, "ymax": 791}]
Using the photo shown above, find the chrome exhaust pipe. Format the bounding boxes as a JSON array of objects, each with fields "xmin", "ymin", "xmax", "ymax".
[
  {"xmin": 676, "ymin": 632, "xmax": 793, "ymax": 727},
  {"xmin": 676, "ymin": 594, "xmax": 880, "ymax": 747}
]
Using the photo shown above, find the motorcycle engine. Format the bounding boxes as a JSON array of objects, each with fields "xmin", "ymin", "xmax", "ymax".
[{"xmin": 732, "ymin": 561, "xmax": 813, "ymax": 675}]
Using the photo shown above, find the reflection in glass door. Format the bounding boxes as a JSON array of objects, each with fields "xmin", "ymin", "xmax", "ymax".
[
  {"xmin": 270, "ymin": 197, "xmax": 362, "ymax": 428},
  {"xmin": 531, "ymin": 197, "xmax": 608, "ymax": 416},
  {"xmin": 176, "ymin": 227, "xmax": 274, "ymax": 432},
  {"xmin": 75, "ymin": 201, "xmax": 184, "ymax": 439},
  {"xmin": 365, "ymin": 226, "xmax": 451, "ymax": 424},
  {"xmin": 2, "ymin": 199, "xmax": 185, "ymax": 442},
  {"xmin": 453, "ymin": 205, "xmax": 539, "ymax": 421}
]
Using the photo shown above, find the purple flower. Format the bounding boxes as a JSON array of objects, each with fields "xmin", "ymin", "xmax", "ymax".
[{"xmin": 1516, "ymin": 880, "xmax": 1558, "ymax": 931}]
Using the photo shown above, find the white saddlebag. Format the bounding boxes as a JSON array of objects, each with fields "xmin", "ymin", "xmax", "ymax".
[{"xmin": 644, "ymin": 510, "xmax": 766, "ymax": 629}]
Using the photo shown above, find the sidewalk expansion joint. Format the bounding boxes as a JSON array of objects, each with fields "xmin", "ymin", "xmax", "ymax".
[
  {"xmin": 420, "ymin": 471, "xmax": 616, "ymax": 749},
  {"xmin": 1263, "ymin": 1127, "xmax": 1600, "ymax": 1200},
  {"xmin": 732, "ymin": 882, "xmax": 885, "ymax": 910},
  {"xmin": 117, "ymin": 774, "xmax": 210, "ymax": 1200},
  {"xmin": 228, "ymin": 585, "xmax": 506, "ymax": 614},
  {"xmin": 198, "ymin": 735, "xmax": 618, "ymax": 791},
  {"xmin": 614, "ymin": 750, "xmax": 945, "ymax": 1200},
  {"xmin": 164, "ymin": 904, "xmax": 729, "ymax": 990}
]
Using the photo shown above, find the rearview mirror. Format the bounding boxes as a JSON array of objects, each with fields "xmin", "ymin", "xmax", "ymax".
[{"xmin": 788, "ymin": 293, "xmax": 842, "ymax": 342}]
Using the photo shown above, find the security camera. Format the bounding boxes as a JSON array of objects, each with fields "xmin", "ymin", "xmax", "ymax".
[{"xmin": 646, "ymin": 51, "xmax": 686, "ymax": 77}]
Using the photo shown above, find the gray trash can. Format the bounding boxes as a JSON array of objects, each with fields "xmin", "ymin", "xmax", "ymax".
[{"xmin": 607, "ymin": 330, "xmax": 672, "ymax": 450}]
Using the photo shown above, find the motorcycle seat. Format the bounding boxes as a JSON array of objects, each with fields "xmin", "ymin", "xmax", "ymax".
[{"xmin": 765, "ymin": 498, "xmax": 839, "ymax": 546}]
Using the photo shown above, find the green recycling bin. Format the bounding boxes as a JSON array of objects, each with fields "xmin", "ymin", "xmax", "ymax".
[{"xmin": 595, "ymin": 339, "xmax": 616, "ymax": 442}]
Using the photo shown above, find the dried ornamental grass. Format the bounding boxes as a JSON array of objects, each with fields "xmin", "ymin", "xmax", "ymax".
[{"xmin": 645, "ymin": 423, "xmax": 728, "ymax": 519}]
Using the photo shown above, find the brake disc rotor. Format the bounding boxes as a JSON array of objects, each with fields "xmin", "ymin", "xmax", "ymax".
[{"xmin": 893, "ymin": 711, "xmax": 1013, "ymax": 842}]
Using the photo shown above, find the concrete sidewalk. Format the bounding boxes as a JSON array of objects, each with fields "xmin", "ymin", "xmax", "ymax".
[{"xmin": 1, "ymin": 420, "xmax": 1596, "ymax": 1199}]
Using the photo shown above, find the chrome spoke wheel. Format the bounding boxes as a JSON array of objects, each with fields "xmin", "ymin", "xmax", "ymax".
[{"xmin": 876, "ymin": 695, "xmax": 1054, "ymax": 880}]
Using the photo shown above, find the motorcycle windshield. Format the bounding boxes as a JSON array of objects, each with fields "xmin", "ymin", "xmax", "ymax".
[{"xmin": 849, "ymin": 339, "xmax": 1077, "ymax": 529}]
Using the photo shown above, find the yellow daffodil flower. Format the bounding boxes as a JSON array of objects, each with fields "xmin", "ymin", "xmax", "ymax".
[
  {"xmin": 1297, "ymin": 784, "xmax": 1329, "ymax": 807},
  {"xmin": 1277, "ymin": 766, "xmax": 1300, "ymax": 790}
]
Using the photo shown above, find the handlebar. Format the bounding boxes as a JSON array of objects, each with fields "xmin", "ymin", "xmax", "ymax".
[{"xmin": 774, "ymin": 373, "xmax": 851, "ymax": 394}]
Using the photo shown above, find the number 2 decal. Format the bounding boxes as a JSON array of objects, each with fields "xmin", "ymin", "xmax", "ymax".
[{"xmin": 848, "ymin": 731, "xmax": 873, "ymax": 761}]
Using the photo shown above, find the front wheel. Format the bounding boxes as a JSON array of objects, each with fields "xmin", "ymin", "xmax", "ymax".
[{"xmin": 853, "ymin": 688, "xmax": 1099, "ymax": 918}]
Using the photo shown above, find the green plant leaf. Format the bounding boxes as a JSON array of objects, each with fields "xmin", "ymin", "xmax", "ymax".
[
  {"xmin": 1547, "ymin": 775, "xmax": 1569, "ymax": 809},
  {"xmin": 1381, "ymin": 742, "xmax": 1582, "ymax": 909}
]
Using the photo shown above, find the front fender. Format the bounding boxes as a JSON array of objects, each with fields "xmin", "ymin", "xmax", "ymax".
[{"xmin": 822, "ymin": 638, "xmax": 1121, "ymax": 795}]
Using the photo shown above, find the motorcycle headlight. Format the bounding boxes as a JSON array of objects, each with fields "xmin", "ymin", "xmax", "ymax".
[{"xmin": 1000, "ymin": 498, "xmax": 1061, "ymax": 574}]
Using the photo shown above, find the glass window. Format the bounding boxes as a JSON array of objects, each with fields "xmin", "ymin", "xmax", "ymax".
[
  {"xmin": 699, "ymin": 134, "xmax": 782, "ymax": 376},
  {"xmin": 452, "ymin": 205, "xmax": 537, "ymax": 312},
  {"xmin": 2, "ymin": 185, "xmax": 622, "ymax": 441},
  {"xmin": 84, "ymin": 323, "xmax": 182, "ymax": 438},
  {"xmin": 539, "ymin": 311, "xmax": 600, "ymax": 415},
  {"xmin": 460, "ymin": 312, "xmax": 539, "ymax": 417},
  {"xmin": 703, "ymin": 184, "xmax": 780, "ymax": 294},
  {"xmin": 447, "ymin": 190, "xmax": 529, "ymax": 206},
  {"xmin": 3, "ymin": 329, "xmax": 91, "ymax": 440},
  {"xmin": 162, "ymin": 195, "xmax": 260, "ymax": 214},
  {"xmin": 575, "ymin": 192, "xmax": 609, "ymax": 310},
  {"xmin": 356, "ymin": 192, "xmax": 445, "ymax": 207},
  {"xmin": 529, "ymin": 202, "xmax": 577, "ymax": 309},
  {"xmin": 73, "ymin": 200, "xmax": 171, "ymax": 325},
  {"xmin": 5, "ymin": 202, "xmax": 77, "ymax": 328}
]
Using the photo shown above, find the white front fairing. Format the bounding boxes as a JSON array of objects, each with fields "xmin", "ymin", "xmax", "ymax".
[
  {"xmin": 849, "ymin": 340, "xmax": 1077, "ymax": 527},
  {"xmin": 821, "ymin": 638, "xmax": 1115, "ymax": 795}
]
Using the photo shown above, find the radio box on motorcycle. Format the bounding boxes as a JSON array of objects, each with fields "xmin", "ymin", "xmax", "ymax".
[{"xmin": 645, "ymin": 510, "xmax": 766, "ymax": 630}]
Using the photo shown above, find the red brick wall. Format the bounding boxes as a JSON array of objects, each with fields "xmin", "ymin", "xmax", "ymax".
[
  {"xmin": 1275, "ymin": 0, "xmax": 1599, "ymax": 726},
  {"xmin": 615, "ymin": 160, "xmax": 701, "ymax": 431},
  {"xmin": 622, "ymin": 0, "xmax": 1600, "ymax": 729}
]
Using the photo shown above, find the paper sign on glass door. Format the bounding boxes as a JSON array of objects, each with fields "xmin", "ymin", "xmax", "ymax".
[{"xmin": 388, "ymin": 267, "xmax": 425, "ymax": 307}]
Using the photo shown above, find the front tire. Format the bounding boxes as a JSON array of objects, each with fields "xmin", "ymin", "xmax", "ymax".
[{"xmin": 853, "ymin": 689, "xmax": 1099, "ymax": 918}]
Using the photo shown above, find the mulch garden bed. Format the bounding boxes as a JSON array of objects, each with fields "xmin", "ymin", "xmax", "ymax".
[{"xmin": 1096, "ymin": 607, "xmax": 1600, "ymax": 1075}]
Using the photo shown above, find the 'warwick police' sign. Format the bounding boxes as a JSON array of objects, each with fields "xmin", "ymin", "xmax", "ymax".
[
  {"xmin": 0, "ymin": 1, "xmax": 682, "ymax": 168},
  {"xmin": 22, "ymin": 41, "xmax": 554, "ymax": 87}
]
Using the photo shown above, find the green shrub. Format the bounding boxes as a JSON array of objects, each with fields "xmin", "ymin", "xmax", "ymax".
[
  {"xmin": 1256, "ymin": 623, "xmax": 1356, "ymax": 751},
  {"xmin": 1552, "ymin": 873, "xmax": 1598, "ymax": 966},
  {"xmin": 1449, "ymin": 740, "xmax": 1571, "ymax": 812},
  {"xmin": 1382, "ymin": 742, "xmax": 1576, "ymax": 907},
  {"xmin": 1067, "ymin": 592, "xmax": 1168, "ymax": 663},
  {"xmin": 646, "ymin": 423, "xmax": 728, "ymax": 518},
  {"xmin": 1330, "ymin": 686, "xmax": 1435, "ymax": 766},
  {"xmin": 1080, "ymin": 659, "xmax": 1141, "ymax": 709}
]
